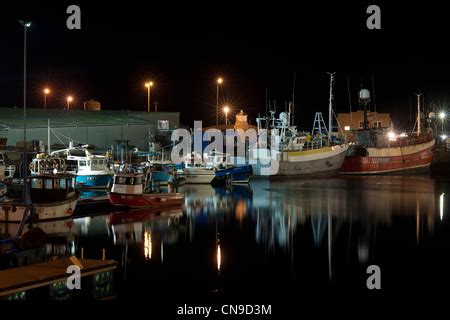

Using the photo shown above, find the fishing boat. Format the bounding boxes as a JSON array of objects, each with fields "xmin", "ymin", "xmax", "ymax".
[
  {"xmin": 204, "ymin": 152, "xmax": 252, "ymax": 184},
  {"xmin": 0, "ymin": 174, "xmax": 79, "ymax": 222},
  {"xmin": 340, "ymin": 90, "xmax": 435, "ymax": 174},
  {"xmin": 108, "ymin": 172, "xmax": 184, "ymax": 208},
  {"xmin": 250, "ymin": 73, "xmax": 349, "ymax": 177},
  {"xmin": 51, "ymin": 144, "xmax": 113, "ymax": 188},
  {"xmin": 183, "ymin": 164, "xmax": 216, "ymax": 184}
]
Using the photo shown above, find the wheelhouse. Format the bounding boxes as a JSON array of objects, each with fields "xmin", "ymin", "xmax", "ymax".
[{"xmin": 30, "ymin": 175, "xmax": 77, "ymax": 203}]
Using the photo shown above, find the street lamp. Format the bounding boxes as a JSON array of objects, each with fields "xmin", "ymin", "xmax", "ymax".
[
  {"xmin": 439, "ymin": 111, "xmax": 446, "ymax": 133},
  {"xmin": 145, "ymin": 81, "xmax": 154, "ymax": 113},
  {"xmin": 19, "ymin": 20, "xmax": 32, "ymax": 218},
  {"xmin": 67, "ymin": 96, "xmax": 73, "ymax": 109},
  {"xmin": 223, "ymin": 106, "xmax": 230, "ymax": 126},
  {"xmin": 43, "ymin": 88, "xmax": 50, "ymax": 109},
  {"xmin": 216, "ymin": 77, "xmax": 223, "ymax": 126}
]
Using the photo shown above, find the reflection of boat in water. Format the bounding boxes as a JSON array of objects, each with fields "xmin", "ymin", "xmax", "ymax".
[{"xmin": 108, "ymin": 207, "xmax": 183, "ymax": 226}]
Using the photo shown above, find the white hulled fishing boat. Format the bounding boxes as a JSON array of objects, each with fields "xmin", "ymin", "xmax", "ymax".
[{"xmin": 251, "ymin": 73, "xmax": 349, "ymax": 177}]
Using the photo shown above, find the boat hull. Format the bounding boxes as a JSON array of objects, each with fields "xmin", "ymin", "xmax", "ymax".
[
  {"xmin": 214, "ymin": 165, "xmax": 252, "ymax": 184},
  {"xmin": 0, "ymin": 197, "xmax": 78, "ymax": 222},
  {"xmin": 76, "ymin": 174, "xmax": 113, "ymax": 188},
  {"xmin": 251, "ymin": 143, "xmax": 349, "ymax": 177},
  {"xmin": 340, "ymin": 139, "xmax": 435, "ymax": 175},
  {"xmin": 108, "ymin": 192, "xmax": 184, "ymax": 208},
  {"xmin": 183, "ymin": 171, "xmax": 216, "ymax": 184}
]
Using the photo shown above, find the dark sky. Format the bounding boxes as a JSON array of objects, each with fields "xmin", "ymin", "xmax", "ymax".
[{"xmin": 1, "ymin": 1, "xmax": 450, "ymax": 130}]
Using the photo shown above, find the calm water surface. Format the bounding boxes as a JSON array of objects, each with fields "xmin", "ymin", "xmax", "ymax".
[{"xmin": 2, "ymin": 175, "xmax": 450, "ymax": 301}]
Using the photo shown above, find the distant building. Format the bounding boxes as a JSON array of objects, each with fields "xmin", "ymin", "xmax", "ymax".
[
  {"xmin": 337, "ymin": 110, "xmax": 392, "ymax": 140},
  {"xmin": 0, "ymin": 107, "xmax": 180, "ymax": 150}
]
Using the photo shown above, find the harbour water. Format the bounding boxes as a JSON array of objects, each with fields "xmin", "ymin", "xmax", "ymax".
[{"xmin": 2, "ymin": 175, "xmax": 450, "ymax": 302}]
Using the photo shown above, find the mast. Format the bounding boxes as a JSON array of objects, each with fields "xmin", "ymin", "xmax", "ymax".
[
  {"xmin": 416, "ymin": 93, "xmax": 422, "ymax": 135},
  {"xmin": 347, "ymin": 75, "xmax": 353, "ymax": 123},
  {"xmin": 265, "ymin": 88, "xmax": 268, "ymax": 121},
  {"xmin": 372, "ymin": 74, "xmax": 377, "ymax": 113},
  {"xmin": 327, "ymin": 72, "xmax": 336, "ymax": 144},
  {"xmin": 292, "ymin": 72, "xmax": 296, "ymax": 126},
  {"xmin": 48, "ymin": 119, "xmax": 51, "ymax": 154}
]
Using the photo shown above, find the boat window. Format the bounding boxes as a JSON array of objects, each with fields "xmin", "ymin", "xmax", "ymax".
[
  {"xmin": 116, "ymin": 176, "xmax": 127, "ymax": 184},
  {"xmin": 44, "ymin": 179, "xmax": 53, "ymax": 189},
  {"xmin": 60, "ymin": 178, "xmax": 67, "ymax": 189},
  {"xmin": 92, "ymin": 160, "xmax": 98, "ymax": 166},
  {"xmin": 135, "ymin": 176, "xmax": 142, "ymax": 185},
  {"xmin": 126, "ymin": 177, "xmax": 135, "ymax": 185},
  {"xmin": 79, "ymin": 160, "xmax": 87, "ymax": 167},
  {"xmin": 54, "ymin": 179, "xmax": 60, "ymax": 189},
  {"xmin": 31, "ymin": 178, "xmax": 42, "ymax": 189}
]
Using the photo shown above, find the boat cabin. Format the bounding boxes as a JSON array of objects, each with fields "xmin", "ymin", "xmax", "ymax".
[
  {"xmin": 30, "ymin": 175, "xmax": 77, "ymax": 203},
  {"xmin": 111, "ymin": 173, "xmax": 144, "ymax": 195}
]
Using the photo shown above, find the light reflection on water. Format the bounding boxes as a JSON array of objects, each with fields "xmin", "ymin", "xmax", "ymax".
[{"xmin": 1, "ymin": 175, "xmax": 449, "ymax": 291}]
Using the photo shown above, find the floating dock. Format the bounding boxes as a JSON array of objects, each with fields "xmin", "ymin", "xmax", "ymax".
[{"xmin": 0, "ymin": 258, "xmax": 117, "ymax": 299}]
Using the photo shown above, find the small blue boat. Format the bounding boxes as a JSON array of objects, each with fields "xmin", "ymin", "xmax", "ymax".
[{"xmin": 213, "ymin": 164, "xmax": 252, "ymax": 185}]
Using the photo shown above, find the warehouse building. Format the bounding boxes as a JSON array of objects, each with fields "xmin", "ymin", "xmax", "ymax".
[{"xmin": 0, "ymin": 107, "xmax": 180, "ymax": 150}]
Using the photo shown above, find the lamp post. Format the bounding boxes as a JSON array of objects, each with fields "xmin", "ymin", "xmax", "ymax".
[
  {"xmin": 67, "ymin": 96, "xmax": 73, "ymax": 110},
  {"xmin": 223, "ymin": 106, "xmax": 230, "ymax": 126},
  {"xmin": 439, "ymin": 112, "xmax": 446, "ymax": 133},
  {"xmin": 19, "ymin": 20, "xmax": 32, "ymax": 216},
  {"xmin": 145, "ymin": 81, "xmax": 154, "ymax": 112},
  {"xmin": 216, "ymin": 77, "xmax": 223, "ymax": 126},
  {"xmin": 43, "ymin": 88, "xmax": 50, "ymax": 109}
]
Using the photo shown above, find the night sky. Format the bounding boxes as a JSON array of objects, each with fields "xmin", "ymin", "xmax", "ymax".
[{"xmin": 1, "ymin": 1, "xmax": 450, "ymax": 130}]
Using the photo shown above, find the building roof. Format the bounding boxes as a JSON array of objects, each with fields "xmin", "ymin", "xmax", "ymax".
[{"xmin": 0, "ymin": 107, "xmax": 180, "ymax": 129}]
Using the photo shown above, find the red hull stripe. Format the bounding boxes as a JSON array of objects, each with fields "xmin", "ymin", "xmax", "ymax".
[
  {"xmin": 108, "ymin": 192, "xmax": 183, "ymax": 208},
  {"xmin": 340, "ymin": 144, "xmax": 434, "ymax": 174}
]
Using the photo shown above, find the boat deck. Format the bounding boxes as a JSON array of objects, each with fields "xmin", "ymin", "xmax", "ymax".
[{"xmin": 0, "ymin": 258, "xmax": 117, "ymax": 297}]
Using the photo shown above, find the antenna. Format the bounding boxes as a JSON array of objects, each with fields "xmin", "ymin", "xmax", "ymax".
[
  {"xmin": 372, "ymin": 74, "xmax": 377, "ymax": 113},
  {"xmin": 347, "ymin": 75, "xmax": 353, "ymax": 123},
  {"xmin": 265, "ymin": 88, "xmax": 268, "ymax": 120},
  {"xmin": 327, "ymin": 72, "xmax": 336, "ymax": 144},
  {"xmin": 416, "ymin": 92, "xmax": 422, "ymax": 135},
  {"xmin": 292, "ymin": 72, "xmax": 296, "ymax": 125}
]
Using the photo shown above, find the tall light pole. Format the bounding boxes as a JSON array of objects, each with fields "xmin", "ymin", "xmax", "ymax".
[
  {"xmin": 19, "ymin": 20, "xmax": 31, "ymax": 210},
  {"xmin": 216, "ymin": 77, "xmax": 223, "ymax": 126},
  {"xmin": 67, "ymin": 96, "xmax": 73, "ymax": 110},
  {"xmin": 145, "ymin": 81, "xmax": 154, "ymax": 112},
  {"xmin": 223, "ymin": 106, "xmax": 230, "ymax": 126},
  {"xmin": 43, "ymin": 88, "xmax": 50, "ymax": 109},
  {"xmin": 439, "ymin": 112, "xmax": 446, "ymax": 133}
]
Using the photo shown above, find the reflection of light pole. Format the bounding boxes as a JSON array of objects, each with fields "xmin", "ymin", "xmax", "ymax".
[
  {"xmin": 216, "ymin": 78, "xmax": 223, "ymax": 126},
  {"xmin": 43, "ymin": 88, "xmax": 50, "ymax": 109},
  {"xmin": 439, "ymin": 112, "xmax": 446, "ymax": 133},
  {"xmin": 223, "ymin": 106, "xmax": 230, "ymax": 126},
  {"xmin": 145, "ymin": 81, "xmax": 154, "ymax": 113},
  {"xmin": 19, "ymin": 20, "xmax": 31, "ymax": 209},
  {"xmin": 67, "ymin": 96, "xmax": 73, "ymax": 109}
]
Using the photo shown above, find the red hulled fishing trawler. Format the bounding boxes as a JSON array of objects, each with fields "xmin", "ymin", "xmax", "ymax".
[{"xmin": 340, "ymin": 90, "xmax": 435, "ymax": 175}]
